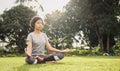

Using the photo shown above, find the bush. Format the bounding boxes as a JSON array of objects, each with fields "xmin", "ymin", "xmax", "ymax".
[
  {"xmin": 112, "ymin": 41, "xmax": 120, "ymax": 56},
  {"xmin": 70, "ymin": 50, "xmax": 79, "ymax": 55},
  {"xmin": 92, "ymin": 46, "xmax": 102, "ymax": 56},
  {"xmin": 0, "ymin": 46, "xmax": 4, "ymax": 52},
  {"xmin": 67, "ymin": 49, "xmax": 92, "ymax": 56},
  {"xmin": 0, "ymin": 46, "xmax": 4, "ymax": 56},
  {"xmin": 79, "ymin": 50, "xmax": 90, "ymax": 56},
  {"xmin": 66, "ymin": 46, "xmax": 103, "ymax": 56}
]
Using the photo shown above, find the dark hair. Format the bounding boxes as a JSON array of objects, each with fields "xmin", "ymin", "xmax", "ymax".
[{"xmin": 29, "ymin": 16, "xmax": 44, "ymax": 29}]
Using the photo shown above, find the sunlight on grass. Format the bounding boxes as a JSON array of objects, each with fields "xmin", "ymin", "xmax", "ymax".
[{"xmin": 0, "ymin": 56, "xmax": 120, "ymax": 71}]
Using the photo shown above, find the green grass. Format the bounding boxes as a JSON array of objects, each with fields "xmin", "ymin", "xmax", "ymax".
[{"xmin": 0, "ymin": 56, "xmax": 120, "ymax": 71}]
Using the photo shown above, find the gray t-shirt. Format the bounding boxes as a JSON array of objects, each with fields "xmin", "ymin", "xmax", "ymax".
[{"xmin": 26, "ymin": 32, "xmax": 48, "ymax": 56}]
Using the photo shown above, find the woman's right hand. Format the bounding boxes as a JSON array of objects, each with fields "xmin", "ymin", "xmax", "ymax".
[{"xmin": 25, "ymin": 49, "xmax": 31, "ymax": 57}]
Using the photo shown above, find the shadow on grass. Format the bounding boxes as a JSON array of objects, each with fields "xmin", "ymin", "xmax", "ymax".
[
  {"xmin": 14, "ymin": 62, "xmax": 65, "ymax": 71},
  {"xmin": 14, "ymin": 64, "xmax": 41, "ymax": 71}
]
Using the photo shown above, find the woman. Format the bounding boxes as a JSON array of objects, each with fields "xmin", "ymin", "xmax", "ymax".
[{"xmin": 25, "ymin": 16, "xmax": 70, "ymax": 64}]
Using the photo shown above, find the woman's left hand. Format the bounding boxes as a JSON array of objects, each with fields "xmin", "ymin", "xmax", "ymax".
[{"xmin": 62, "ymin": 48, "xmax": 70, "ymax": 53}]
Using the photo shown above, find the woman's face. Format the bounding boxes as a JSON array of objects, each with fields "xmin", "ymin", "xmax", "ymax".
[{"xmin": 34, "ymin": 20, "xmax": 44, "ymax": 30}]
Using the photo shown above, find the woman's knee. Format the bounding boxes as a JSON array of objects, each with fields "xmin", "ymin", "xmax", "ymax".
[
  {"xmin": 25, "ymin": 56, "xmax": 37, "ymax": 64},
  {"xmin": 54, "ymin": 52, "xmax": 64, "ymax": 60}
]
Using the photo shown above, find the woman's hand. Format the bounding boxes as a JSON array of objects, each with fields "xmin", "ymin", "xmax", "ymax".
[
  {"xmin": 61, "ymin": 48, "xmax": 70, "ymax": 53},
  {"xmin": 35, "ymin": 56, "xmax": 44, "ymax": 61},
  {"xmin": 25, "ymin": 48, "xmax": 31, "ymax": 57},
  {"xmin": 25, "ymin": 51, "xmax": 31, "ymax": 57}
]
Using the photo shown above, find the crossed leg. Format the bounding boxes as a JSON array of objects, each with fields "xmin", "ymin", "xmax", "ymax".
[{"xmin": 25, "ymin": 52, "xmax": 64, "ymax": 64}]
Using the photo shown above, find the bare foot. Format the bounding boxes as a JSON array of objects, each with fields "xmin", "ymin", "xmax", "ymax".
[{"xmin": 35, "ymin": 56, "xmax": 44, "ymax": 62}]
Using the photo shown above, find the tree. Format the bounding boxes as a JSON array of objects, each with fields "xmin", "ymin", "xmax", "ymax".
[
  {"xmin": 44, "ymin": 10, "xmax": 73, "ymax": 49},
  {"xmin": 0, "ymin": 4, "xmax": 36, "ymax": 53},
  {"xmin": 87, "ymin": 0, "xmax": 119, "ymax": 53},
  {"xmin": 64, "ymin": 0, "xmax": 120, "ymax": 53},
  {"xmin": 15, "ymin": 0, "xmax": 44, "ymax": 12}
]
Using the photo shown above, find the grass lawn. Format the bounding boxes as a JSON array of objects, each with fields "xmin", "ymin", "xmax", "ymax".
[{"xmin": 0, "ymin": 56, "xmax": 120, "ymax": 71}]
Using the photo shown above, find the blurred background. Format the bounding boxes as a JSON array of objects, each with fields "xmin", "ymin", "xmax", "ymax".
[{"xmin": 0, "ymin": 0, "xmax": 120, "ymax": 57}]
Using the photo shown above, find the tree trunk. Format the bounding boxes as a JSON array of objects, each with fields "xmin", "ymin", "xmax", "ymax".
[
  {"xmin": 106, "ymin": 31, "xmax": 110, "ymax": 53},
  {"xmin": 94, "ymin": 24, "xmax": 103, "ymax": 52},
  {"xmin": 98, "ymin": 35, "xmax": 103, "ymax": 52}
]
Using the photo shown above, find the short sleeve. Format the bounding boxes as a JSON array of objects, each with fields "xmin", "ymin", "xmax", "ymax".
[
  {"xmin": 26, "ymin": 33, "xmax": 32, "ymax": 42},
  {"xmin": 43, "ymin": 33, "xmax": 49, "ymax": 42}
]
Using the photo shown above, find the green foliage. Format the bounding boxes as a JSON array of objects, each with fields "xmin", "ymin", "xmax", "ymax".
[
  {"xmin": 69, "ymin": 50, "xmax": 79, "ymax": 55},
  {"xmin": 0, "ymin": 4, "xmax": 36, "ymax": 53},
  {"xmin": 112, "ymin": 41, "xmax": 120, "ymax": 56},
  {"xmin": 0, "ymin": 46, "xmax": 4, "ymax": 56},
  {"xmin": 44, "ymin": 0, "xmax": 120, "ymax": 53},
  {"xmin": 0, "ymin": 46, "xmax": 4, "ymax": 51},
  {"xmin": 68, "ymin": 47, "xmax": 103, "ymax": 56},
  {"xmin": 15, "ymin": 0, "xmax": 44, "ymax": 11},
  {"xmin": 64, "ymin": 0, "xmax": 120, "ymax": 52},
  {"xmin": 92, "ymin": 46, "xmax": 103, "ymax": 55},
  {"xmin": 44, "ymin": 10, "xmax": 73, "ymax": 49}
]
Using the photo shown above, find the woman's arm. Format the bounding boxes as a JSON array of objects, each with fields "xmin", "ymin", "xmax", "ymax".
[
  {"xmin": 25, "ymin": 41, "xmax": 32, "ymax": 56},
  {"xmin": 45, "ymin": 41, "xmax": 70, "ymax": 53}
]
